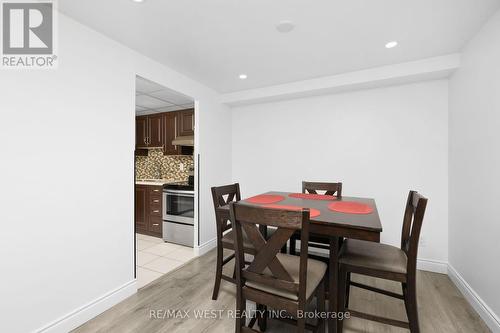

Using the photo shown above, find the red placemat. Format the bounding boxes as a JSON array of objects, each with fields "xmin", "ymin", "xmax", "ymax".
[
  {"xmin": 289, "ymin": 193, "xmax": 337, "ymax": 200},
  {"xmin": 328, "ymin": 201, "xmax": 373, "ymax": 214},
  {"xmin": 263, "ymin": 204, "xmax": 321, "ymax": 218},
  {"xmin": 245, "ymin": 194, "xmax": 285, "ymax": 204}
]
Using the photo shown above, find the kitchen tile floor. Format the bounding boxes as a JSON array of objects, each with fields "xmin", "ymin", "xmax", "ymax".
[{"xmin": 135, "ymin": 233, "xmax": 196, "ymax": 288}]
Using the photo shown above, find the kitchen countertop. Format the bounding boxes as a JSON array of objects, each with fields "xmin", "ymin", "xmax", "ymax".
[{"xmin": 135, "ymin": 179, "xmax": 185, "ymax": 186}]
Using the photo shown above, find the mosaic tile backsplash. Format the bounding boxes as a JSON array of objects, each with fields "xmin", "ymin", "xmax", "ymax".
[{"xmin": 135, "ymin": 149, "xmax": 194, "ymax": 181}]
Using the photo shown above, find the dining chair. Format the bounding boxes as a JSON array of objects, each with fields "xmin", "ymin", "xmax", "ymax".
[
  {"xmin": 210, "ymin": 183, "xmax": 243, "ymax": 300},
  {"xmin": 289, "ymin": 181, "xmax": 343, "ymax": 260},
  {"xmin": 337, "ymin": 190, "xmax": 428, "ymax": 333},
  {"xmin": 211, "ymin": 183, "xmax": 280, "ymax": 300},
  {"xmin": 230, "ymin": 202, "xmax": 327, "ymax": 333}
]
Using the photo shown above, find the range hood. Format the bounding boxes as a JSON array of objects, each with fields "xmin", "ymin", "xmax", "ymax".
[{"xmin": 172, "ymin": 135, "xmax": 194, "ymax": 146}]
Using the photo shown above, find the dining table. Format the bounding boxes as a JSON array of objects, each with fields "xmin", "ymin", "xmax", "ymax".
[{"xmin": 217, "ymin": 191, "xmax": 382, "ymax": 333}]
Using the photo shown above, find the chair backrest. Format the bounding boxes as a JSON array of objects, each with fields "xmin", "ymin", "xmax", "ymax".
[
  {"xmin": 302, "ymin": 181, "xmax": 342, "ymax": 197},
  {"xmin": 211, "ymin": 183, "xmax": 241, "ymax": 233},
  {"xmin": 229, "ymin": 203, "xmax": 311, "ymax": 301},
  {"xmin": 400, "ymin": 191, "xmax": 428, "ymax": 274}
]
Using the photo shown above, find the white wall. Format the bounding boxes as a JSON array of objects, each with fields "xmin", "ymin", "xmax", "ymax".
[
  {"xmin": 449, "ymin": 9, "xmax": 500, "ymax": 330},
  {"xmin": 231, "ymin": 80, "xmax": 449, "ymax": 266},
  {"xmin": 0, "ymin": 12, "xmax": 230, "ymax": 333}
]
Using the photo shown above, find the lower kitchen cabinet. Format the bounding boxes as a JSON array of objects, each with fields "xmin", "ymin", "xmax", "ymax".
[{"xmin": 135, "ymin": 185, "xmax": 163, "ymax": 238}]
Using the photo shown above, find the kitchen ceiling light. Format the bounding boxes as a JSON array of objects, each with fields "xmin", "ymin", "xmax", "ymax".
[
  {"xmin": 239, "ymin": 74, "xmax": 247, "ymax": 80},
  {"xmin": 132, "ymin": 0, "xmax": 144, "ymax": 3},
  {"xmin": 385, "ymin": 41, "xmax": 398, "ymax": 49},
  {"xmin": 276, "ymin": 21, "xmax": 295, "ymax": 33}
]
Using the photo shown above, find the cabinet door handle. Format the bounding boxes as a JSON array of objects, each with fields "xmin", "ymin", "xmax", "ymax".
[
  {"xmin": 153, "ymin": 189, "xmax": 160, "ymax": 192},
  {"xmin": 153, "ymin": 199, "xmax": 160, "ymax": 203},
  {"xmin": 153, "ymin": 210, "xmax": 160, "ymax": 213},
  {"xmin": 152, "ymin": 223, "xmax": 159, "ymax": 226}
]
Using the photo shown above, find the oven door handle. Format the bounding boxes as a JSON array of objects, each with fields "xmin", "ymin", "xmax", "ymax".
[
  {"xmin": 165, "ymin": 190, "xmax": 194, "ymax": 196},
  {"xmin": 165, "ymin": 193, "xmax": 194, "ymax": 198}
]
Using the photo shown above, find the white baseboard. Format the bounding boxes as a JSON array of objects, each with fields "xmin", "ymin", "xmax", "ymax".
[
  {"xmin": 416, "ymin": 258, "xmax": 448, "ymax": 274},
  {"xmin": 448, "ymin": 265, "xmax": 500, "ymax": 333},
  {"xmin": 36, "ymin": 280, "xmax": 137, "ymax": 333},
  {"xmin": 195, "ymin": 237, "xmax": 217, "ymax": 256}
]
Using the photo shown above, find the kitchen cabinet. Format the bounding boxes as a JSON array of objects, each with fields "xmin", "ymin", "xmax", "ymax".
[
  {"xmin": 148, "ymin": 114, "xmax": 163, "ymax": 147},
  {"xmin": 136, "ymin": 114, "xmax": 164, "ymax": 148},
  {"xmin": 135, "ymin": 185, "xmax": 163, "ymax": 238},
  {"xmin": 177, "ymin": 109, "xmax": 195, "ymax": 136},
  {"xmin": 163, "ymin": 112, "xmax": 179, "ymax": 155},
  {"xmin": 136, "ymin": 116, "xmax": 149, "ymax": 148},
  {"xmin": 135, "ymin": 109, "xmax": 193, "ymax": 155},
  {"xmin": 135, "ymin": 185, "xmax": 148, "ymax": 232}
]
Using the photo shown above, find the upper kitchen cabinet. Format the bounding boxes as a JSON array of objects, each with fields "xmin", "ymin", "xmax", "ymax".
[
  {"xmin": 135, "ymin": 114, "xmax": 164, "ymax": 149},
  {"xmin": 148, "ymin": 114, "xmax": 163, "ymax": 147},
  {"xmin": 136, "ymin": 116, "xmax": 149, "ymax": 148},
  {"xmin": 163, "ymin": 112, "xmax": 179, "ymax": 155},
  {"xmin": 177, "ymin": 109, "xmax": 195, "ymax": 137},
  {"xmin": 135, "ymin": 110, "xmax": 194, "ymax": 155}
]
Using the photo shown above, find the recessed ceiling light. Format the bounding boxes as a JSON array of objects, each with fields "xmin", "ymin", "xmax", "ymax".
[
  {"xmin": 276, "ymin": 21, "xmax": 295, "ymax": 33},
  {"xmin": 385, "ymin": 41, "xmax": 398, "ymax": 49},
  {"xmin": 239, "ymin": 74, "xmax": 247, "ymax": 80},
  {"xmin": 132, "ymin": 0, "xmax": 144, "ymax": 3}
]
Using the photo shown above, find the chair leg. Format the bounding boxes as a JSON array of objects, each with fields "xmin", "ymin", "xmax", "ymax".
[
  {"xmin": 404, "ymin": 277, "xmax": 420, "ymax": 333},
  {"xmin": 235, "ymin": 294, "xmax": 246, "ymax": 333},
  {"xmin": 324, "ymin": 267, "xmax": 330, "ymax": 295},
  {"xmin": 402, "ymin": 282, "xmax": 409, "ymax": 316},
  {"xmin": 290, "ymin": 236, "xmax": 297, "ymax": 255},
  {"xmin": 257, "ymin": 304, "xmax": 268, "ymax": 331},
  {"xmin": 211, "ymin": 243, "xmax": 223, "ymax": 300},
  {"xmin": 317, "ymin": 279, "xmax": 326, "ymax": 332},
  {"xmin": 345, "ymin": 272, "xmax": 351, "ymax": 308},
  {"xmin": 337, "ymin": 265, "xmax": 347, "ymax": 333},
  {"xmin": 297, "ymin": 317, "xmax": 306, "ymax": 333}
]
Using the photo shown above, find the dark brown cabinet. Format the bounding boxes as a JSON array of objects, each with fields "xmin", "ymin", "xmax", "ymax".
[
  {"xmin": 135, "ymin": 185, "xmax": 163, "ymax": 238},
  {"xmin": 177, "ymin": 109, "xmax": 195, "ymax": 136},
  {"xmin": 135, "ymin": 185, "xmax": 148, "ymax": 231},
  {"xmin": 135, "ymin": 109, "xmax": 193, "ymax": 155},
  {"xmin": 163, "ymin": 112, "xmax": 179, "ymax": 155},
  {"xmin": 148, "ymin": 114, "xmax": 163, "ymax": 147},
  {"xmin": 136, "ymin": 114, "xmax": 164, "ymax": 148},
  {"xmin": 136, "ymin": 116, "xmax": 149, "ymax": 148}
]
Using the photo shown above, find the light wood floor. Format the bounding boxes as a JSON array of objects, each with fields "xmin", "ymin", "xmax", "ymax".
[{"xmin": 73, "ymin": 249, "xmax": 490, "ymax": 333}]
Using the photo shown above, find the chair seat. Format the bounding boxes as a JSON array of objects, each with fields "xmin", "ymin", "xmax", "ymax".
[
  {"xmin": 339, "ymin": 239, "xmax": 407, "ymax": 275},
  {"xmin": 246, "ymin": 253, "xmax": 327, "ymax": 301},
  {"xmin": 221, "ymin": 227, "xmax": 277, "ymax": 250}
]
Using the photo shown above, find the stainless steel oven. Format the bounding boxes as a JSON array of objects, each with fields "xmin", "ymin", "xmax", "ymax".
[{"xmin": 163, "ymin": 187, "xmax": 194, "ymax": 246}]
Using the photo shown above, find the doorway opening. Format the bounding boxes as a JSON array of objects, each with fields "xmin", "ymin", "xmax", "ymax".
[{"xmin": 134, "ymin": 75, "xmax": 197, "ymax": 288}]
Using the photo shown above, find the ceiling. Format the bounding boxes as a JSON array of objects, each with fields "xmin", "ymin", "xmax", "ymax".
[
  {"xmin": 135, "ymin": 76, "xmax": 194, "ymax": 115},
  {"xmin": 60, "ymin": 0, "xmax": 500, "ymax": 93}
]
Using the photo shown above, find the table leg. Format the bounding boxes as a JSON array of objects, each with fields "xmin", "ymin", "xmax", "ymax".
[
  {"xmin": 328, "ymin": 236, "xmax": 339, "ymax": 333},
  {"xmin": 259, "ymin": 225, "xmax": 267, "ymax": 238}
]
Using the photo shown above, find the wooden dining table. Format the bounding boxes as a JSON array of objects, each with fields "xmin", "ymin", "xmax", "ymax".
[{"xmin": 217, "ymin": 191, "xmax": 382, "ymax": 333}]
